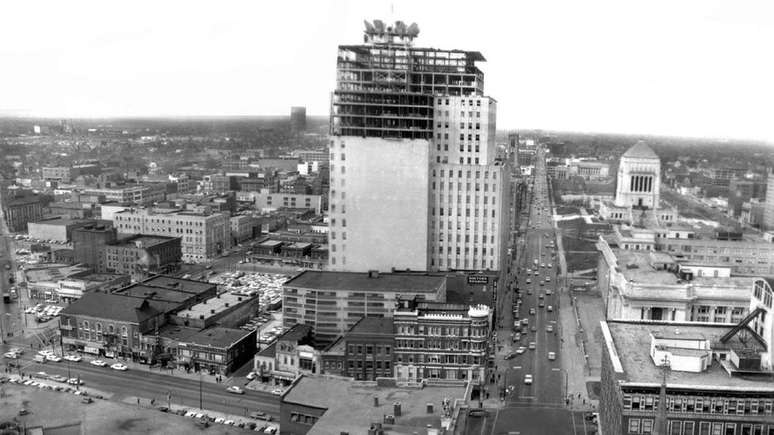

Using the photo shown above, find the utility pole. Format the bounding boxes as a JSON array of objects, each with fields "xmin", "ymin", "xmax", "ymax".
[{"xmin": 199, "ymin": 370, "xmax": 203, "ymax": 410}]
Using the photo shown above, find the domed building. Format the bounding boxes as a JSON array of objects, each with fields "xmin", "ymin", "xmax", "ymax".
[{"xmin": 600, "ymin": 141, "xmax": 677, "ymax": 225}]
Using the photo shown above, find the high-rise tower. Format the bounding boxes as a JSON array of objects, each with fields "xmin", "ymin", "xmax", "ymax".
[{"xmin": 328, "ymin": 20, "xmax": 507, "ymax": 273}]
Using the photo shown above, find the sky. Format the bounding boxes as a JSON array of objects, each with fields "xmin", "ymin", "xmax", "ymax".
[{"xmin": 1, "ymin": 0, "xmax": 772, "ymax": 143}]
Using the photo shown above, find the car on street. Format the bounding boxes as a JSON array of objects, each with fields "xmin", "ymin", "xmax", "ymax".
[
  {"xmin": 546, "ymin": 289, "xmax": 553, "ymax": 295},
  {"xmin": 531, "ymin": 326, "xmax": 537, "ymax": 332},
  {"xmin": 271, "ymin": 388, "xmax": 283, "ymax": 396},
  {"xmin": 68, "ymin": 378, "xmax": 83, "ymax": 385},
  {"xmin": 64, "ymin": 354, "xmax": 82, "ymax": 362},
  {"xmin": 548, "ymin": 263, "xmax": 553, "ymax": 268},
  {"xmin": 249, "ymin": 411, "xmax": 272, "ymax": 421},
  {"xmin": 529, "ymin": 308, "xmax": 535, "ymax": 315},
  {"xmin": 525, "ymin": 279, "xmax": 531, "ymax": 284},
  {"xmin": 514, "ymin": 332, "xmax": 521, "ymax": 341},
  {"xmin": 524, "ymin": 374, "xmax": 533, "ymax": 385},
  {"xmin": 226, "ymin": 386, "xmax": 245, "ymax": 395},
  {"xmin": 3, "ymin": 352, "xmax": 19, "ymax": 359},
  {"xmin": 548, "ymin": 352, "xmax": 556, "ymax": 361},
  {"xmin": 504, "ymin": 352, "xmax": 516, "ymax": 360},
  {"xmin": 528, "ymin": 342, "xmax": 536, "ymax": 350},
  {"xmin": 527, "ymin": 289, "xmax": 533, "ymax": 295},
  {"xmin": 547, "ymin": 305, "xmax": 553, "ymax": 312},
  {"xmin": 246, "ymin": 371, "xmax": 257, "ymax": 381},
  {"xmin": 89, "ymin": 359, "xmax": 107, "ymax": 367},
  {"xmin": 110, "ymin": 363, "xmax": 128, "ymax": 371},
  {"xmin": 515, "ymin": 346, "xmax": 527, "ymax": 355},
  {"xmin": 546, "ymin": 325, "xmax": 554, "ymax": 332},
  {"xmin": 545, "ymin": 277, "xmax": 551, "ymax": 282},
  {"xmin": 46, "ymin": 355, "xmax": 62, "ymax": 362},
  {"xmin": 50, "ymin": 375, "xmax": 68, "ymax": 383},
  {"xmin": 538, "ymin": 293, "xmax": 544, "ymax": 299}
]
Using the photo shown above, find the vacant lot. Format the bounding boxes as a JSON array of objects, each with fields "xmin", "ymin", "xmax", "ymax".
[{"xmin": 0, "ymin": 386, "xmax": 252, "ymax": 435}]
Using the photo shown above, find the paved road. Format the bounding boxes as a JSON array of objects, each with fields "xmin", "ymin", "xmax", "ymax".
[
  {"xmin": 2, "ymin": 348, "xmax": 280, "ymax": 419},
  {"xmin": 490, "ymin": 145, "xmax": 596, "ymax": 434}
]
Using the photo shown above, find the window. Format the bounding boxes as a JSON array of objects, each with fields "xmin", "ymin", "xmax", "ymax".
[
  {"xmin": 641, "ymin": 419, "xmax": 654, "ymax": 434},
  {"xmin": 629, "ymin": 418, "xmax": 641, "ymax": 434}
]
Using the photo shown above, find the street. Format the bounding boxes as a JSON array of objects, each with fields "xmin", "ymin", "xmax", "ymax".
[
  {"xmin": 1, "ymin": 348, "xmax": 280, "ymax": 419},
  {"xmin": 489, "ymin": 146, "xmax": 596, "ymax": 434}
]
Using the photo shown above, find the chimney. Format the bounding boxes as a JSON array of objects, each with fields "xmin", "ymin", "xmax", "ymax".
[
  {"xmin": 426, "ymin": 403, "xmax": 434, "ymax": 414},
  {"xmin": 368, "ymin": 270, "xmax": 379, "ymax": 279},
  {"xmin": 374, "ymin": 396, "xmax": 379, "ymax": 407},
  {"xmin": 393, "ymin": 402, "xmax": 401, "ymax": 417}
]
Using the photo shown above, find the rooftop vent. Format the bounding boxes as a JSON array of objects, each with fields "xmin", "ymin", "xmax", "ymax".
[{"xmin": 368, "ymin": 270, "xmax": 380, "ymax": 279}]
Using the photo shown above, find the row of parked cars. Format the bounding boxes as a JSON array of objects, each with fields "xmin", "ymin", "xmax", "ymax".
[{"xmin": 168, "ymin": 408, "xmax": 276, "ymax": 433}]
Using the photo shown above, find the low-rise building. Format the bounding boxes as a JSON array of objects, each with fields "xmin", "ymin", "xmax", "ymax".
[
  {"xmin": 2, "ymin": 189, "xmax": 44, "ymax": 232},
  {"xmin": 282, "ymin": 270, "xmax": 447, "ymax": 345},
  {"xmin": 393, "ymin": 298, "xmax": 490, "ymax": 383},
  {"xmin": 242, "ymin": 189, "xmax": 322, "ymax": 214},
  {"xmin": 103, "ymin": 235, "xmax": 182, "ymax": 281},
  {"xmin": 319, "ymin": 317, "xmax": 395, "ymax": 381},
  {"xmin": 597, "ymin": 236, "xmax": 754, "ymax": 322},
  {"xmin": 28, "ymin": 217, "xmax": 109, "ymax": 242},
  {"xmin": 71, "ymin": 223, "xmax": 117, "ymax": 271},
  {"xmin": 280, "ymin": 375, "xmax": 467, "ymax": 435},
  {"xmin": 600, "ymin": 285, "xmax": 774, "ymax": 435},
  {"xmin": 255, "ymin": 324, "xmax": 318, "ymax": 385},
  {"xmin": 112, "ymin": 207, "xmax": 231, "ymax": 263}
]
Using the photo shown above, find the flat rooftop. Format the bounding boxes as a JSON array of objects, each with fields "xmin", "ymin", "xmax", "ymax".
[
  {"xmin": 186, "ymin": 326, "xmax": 253, "ymax": 348},
  {"xmin": 114, "ymin": 284, "xmax": 197, "ymax": 303},
  {"xmin": 113, "ymin": 235, "xmax": 177, "ymax": 248},
  {"xmin": 141, "ymin": 276, "xmax": 216, "ymax": 295},
  {"xmin": 175, "ymin": 292, "xmax": 256, "ymax": 319},
  {"xmin": 285, "ymin": 271, "xmax": 446, "ymax": 293},
  {"xmin": 282, "ymin": 376, "xmax": 466, "ymax": 435},
  {"xmin": 605, "ymin": 321, "xmax": 774, "ymax": 391}
]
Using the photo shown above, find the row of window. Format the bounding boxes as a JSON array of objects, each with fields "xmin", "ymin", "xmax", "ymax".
[
  {"xmin": 436, "ymin": 98, "xmax": 483, "ymax": 107},
  {"xmin": 630, "ymin": 418, "xmax": 773, "ymax": 435},
  {"xmin": 346, "ymin": 344, "xmax": 391, "ymax": 355},
  {"xmin": 623, "ymin": 394, "xmax": 774, "ymax": 415},
  {"xmin": 347, "ymin": 359, "xmax": 392, "ymax": 371},
  {"xmin": 432, "ymin": 257, "xmax": 495, "ymax": 270}
]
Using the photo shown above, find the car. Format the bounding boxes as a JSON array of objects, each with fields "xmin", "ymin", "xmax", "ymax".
[
  {"xmin": 215, "ymin": 417, "xmax": 226, "ymax": 424},
  {"xmin": 540, "ymin": 263, "xmax": 545, "ymax": 268},
  {"xmin": 548, "ymin": 263, "xmax": 553, "ymax": 268},
  {"xmin": 226, "ymin": 386, "xmax": 245, "ymax": 395},
  {"xmin": 528, "ymin": 342, "xmax": 536, "ymax": 350},
  {"xmin": 538, "ymin": 301, "xmax": 545, "ymax": 308},
  {"xmin": 525, "ymin": 279, "xmax": 531, "ymax": 284},
  {"xmin": 50, "ymin": 375, "xmax": 68, "ymax": 383},
  {"xmin": 529, "ymin": 308, "xmax": 535, "ymax": 315},
  {"xmin": 545, "ymin": 277, "xmax": 551, "ymax": 282},
  {"xmin": 539, "ymin": 280, "xmax": 544, "ymax": 286},
  {"xmin": 271, "ymin": 388, "xmax": 283, "ymax": 396},
  {"xmin": 68, "ymin": 378, "xmax": 83, "ymax": 385},
  {"xmin": 546, "ymin": 289, "xmax": 553, "ymax": 295},
  {"xmin": 538, "ymin": 293, "xmax": 544, "ymax": 299},
  {"xmin": 515, "ymin": 346, "xmax": 527, "ymax": 355},
  {"xmin": 548, "ymin": 352, "xmax": 556, "ymax": 361},
  {"xmin": 110, "ymin": 363, "xmax": 128, "ymax": 371},
  {"xmin": 514, "ymin": 332, "xmax": 521, "ymax": 341},
  {"xmin": 250, "ymin": 411, "xmax": 272, "ymax": 421},
  {"xmin": 524, "ymin": 374, "xmax": 533, "ymax": 385},
  {"xmin": 9, "ymin": 348, "xmax": 22, "ymax": 355},
  {"xmin": 546, "ymin": 325, "xmax": 554, "ymax": 332},
  {"xmin": 504, "ymin": 352, "xmax": 516, "ymax": 360},
  {"xmin": 64, "ymin": 354, "xmax": 82, "ymax": 362},
  {"xmin": 90, "ymin": 359, "xmax": 107, "ymax": 367},
  {"xmin": 3, "ymin": 352, "xmax": 19, "ymax": 359},
  {"xmin": 224, "ymin": 420, "xmax": 235, "ymax": 425},
  {"xmin": 534, "ymin": 272, "xmax": 540, "ymax": 276},
  {"xmin": 38, "ymin": 349, "xmax": 55, "ymax": 357},
  {"xmin": 46, "ymin": 355, "xmax": 62, "ymax": 362},
  {"xmin": 527, "ymin": 289, "xmax": 533, "ymax": 295},
  {"xmin": 547, "ymin": 305, "xmax": 553, "ymax": 312},
  {"xmin": 246, "ymin": 371, "xmax": 257, "ymax": 381},
  {"xmin": 82, "ymin": 397, "xmax": 94, "ymax": 404}
]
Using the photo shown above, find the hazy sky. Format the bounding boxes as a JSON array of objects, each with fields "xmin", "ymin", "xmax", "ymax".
[{"xmin": 1, "ymin": 0, "xmax": 772, "ymax": 142}]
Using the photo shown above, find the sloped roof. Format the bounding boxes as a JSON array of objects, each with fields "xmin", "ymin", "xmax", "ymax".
[
  {"xmin": 62, "ymin": 291, "xmax": 162, "ymax": 324},
  {"xmin": 623, "ymin": 141, "xmax": 659, "ymax": 159}
]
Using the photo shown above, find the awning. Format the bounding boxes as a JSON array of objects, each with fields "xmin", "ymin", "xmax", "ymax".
[{"xmin": 299, "ymin": 351, "xmax": 314, "ymax": 359}]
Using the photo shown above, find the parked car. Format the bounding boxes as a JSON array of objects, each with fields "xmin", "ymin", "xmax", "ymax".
[
  {"xmin": 524, "ymin": 374, "xmax": 533, "ymax": 385},
  {"xmin": 548, "ymin": 352, "xmax": 556, "ymax": 361},
  {"xmin": 89, "ymin": 359, "xmax": 107, "ymax": 367},
  {"xmin": 110, "ymin": 363, "xmax": 128, "ymax": 371}
]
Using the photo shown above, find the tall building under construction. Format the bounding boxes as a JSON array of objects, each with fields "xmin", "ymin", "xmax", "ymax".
[{"xmin": 328, "ymin": 19, "xmax": 508, "ymax": 273}]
